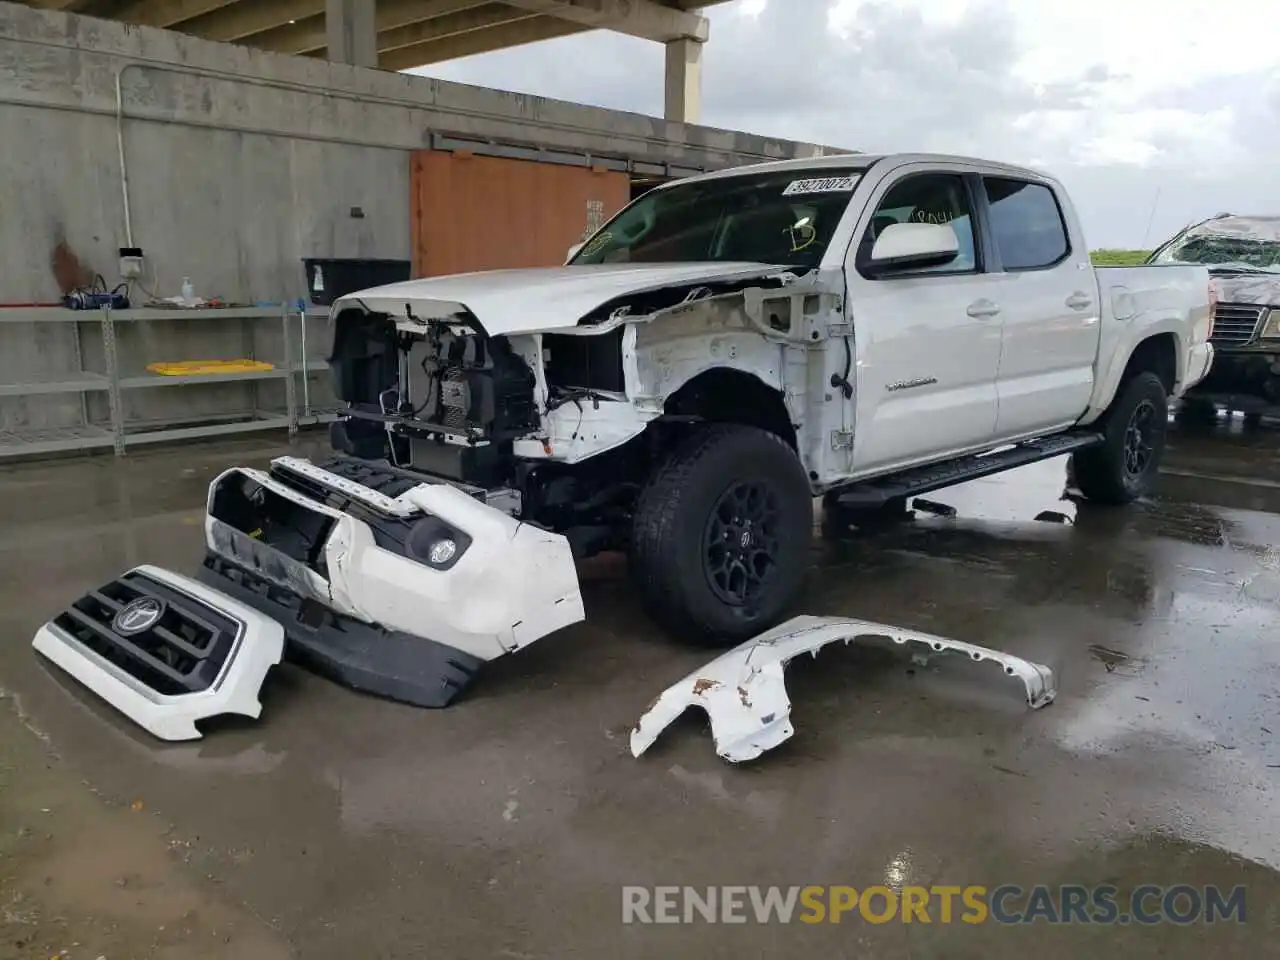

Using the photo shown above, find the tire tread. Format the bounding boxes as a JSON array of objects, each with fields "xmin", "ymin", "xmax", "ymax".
[
  {"xmin": 630, "ymin": 424, "xmax": 811, "ymax": 643},
  {"xmin": 1072, "ymin": 371, "xmax": 1167, "ymax": 505}
]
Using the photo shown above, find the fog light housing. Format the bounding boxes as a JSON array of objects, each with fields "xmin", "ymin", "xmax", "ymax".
[
  {"xmin": 428, "ymin": 538, "xmax": 457, "ymax": 566},
  {"xmin": 405, "ymin": 516, "xmax": 470, "ymax": 571}
]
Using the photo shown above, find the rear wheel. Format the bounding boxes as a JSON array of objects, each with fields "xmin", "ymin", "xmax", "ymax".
[
  {"xmin": 1072, "ymin": 371, "xmax": 1168, "ymax": 504},
  {"xmin": 629, "ymin": 424, "xmax": 813, "ymax": 645}
]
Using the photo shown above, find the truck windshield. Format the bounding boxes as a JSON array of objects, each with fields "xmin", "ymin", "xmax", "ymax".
[
  {"xmin": 1150, "ymin": 219, "xmax": 1280, "ymax": 274},
  {"xmin": 570, "ymin": 167, "xmax": 866, "ymax": 270}
]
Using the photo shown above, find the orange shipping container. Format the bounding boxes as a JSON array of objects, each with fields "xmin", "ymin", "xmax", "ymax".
[{"xmin": 411, "ymin": 150, "xmax": 631, "ymax": 277}]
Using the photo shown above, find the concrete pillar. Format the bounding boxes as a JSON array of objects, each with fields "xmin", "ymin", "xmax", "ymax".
[
  {"xmin": 326, "ymin": 0, "xmax": 377, "ymax": 68},
  {"xmin": 664, "ymin": 37, "xmax": 703, "ymax": 124}
]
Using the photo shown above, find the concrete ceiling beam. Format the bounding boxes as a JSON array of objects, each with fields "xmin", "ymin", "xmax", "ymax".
[
  {"xmin": 238, "ymin": 13, "xmax": 325, "ymax": 55},
  {"xmin": 377, "ymin": 4, "xmax": 532, "ymax": 54},
  {"xmin": 501, "ymin": 0, "xmax": 707, "ymax": 42},
  {"xmin": 109, "ymin": 0, "xmax": 240, "ymax": 28},
  {"xmin": 243, "ymin": 0, "xmax": 492, "ymax": 55},
  {"xmin": 24, "ymin": 1, "xmax": 93, "ymax": 10},
  {"xmin": 178, "ymin": 0, "xmax": 322, "ymax": 42},
  {"xmin": 181, "ymin": 0, "xmax": 491, "ymax": 45},
  {"xmin": 379, "ymin": 14, "xmax": 589, "ymax": 70}
]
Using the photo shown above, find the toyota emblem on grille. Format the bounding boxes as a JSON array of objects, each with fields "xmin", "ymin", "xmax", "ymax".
[{"xmin": 113, "ymin": 597, "xmax": 165, "ymax": 635}]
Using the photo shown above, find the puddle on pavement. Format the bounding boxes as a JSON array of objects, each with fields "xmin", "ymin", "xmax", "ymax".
[
  {"xmin": 2, "ymin": 418, "xmax": 1280, "ymax": 958},
  {"xmin": 0, "ymin": 699, "xmax": 291, "ymax": 960}
]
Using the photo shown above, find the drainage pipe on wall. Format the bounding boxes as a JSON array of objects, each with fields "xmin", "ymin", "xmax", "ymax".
[{"xmin": 108, "ymin": 56, "xmax": 756, "ymax": 253}]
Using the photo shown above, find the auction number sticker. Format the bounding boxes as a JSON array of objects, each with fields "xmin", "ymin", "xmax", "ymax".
[{"xmin": 782, "ymin": 175, "xmax": 859, "ymax": 196}]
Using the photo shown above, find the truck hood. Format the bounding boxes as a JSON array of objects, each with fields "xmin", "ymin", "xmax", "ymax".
[
  {"xmin": 331, "ymin": 262, "xmax": 789, "ymax": 334},
  {"xmin": 1212, "ymin": 272, "xmax": 1280, "ymax": 307}
]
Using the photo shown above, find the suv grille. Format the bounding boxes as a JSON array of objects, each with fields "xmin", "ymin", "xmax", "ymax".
[
  {"xmin": 1211, "ymin": 303, "xmax": 1265, "ymax": 346},
  {"xmin": 52, "ymin": 570, "xmax": 240, "ymax": 695}
]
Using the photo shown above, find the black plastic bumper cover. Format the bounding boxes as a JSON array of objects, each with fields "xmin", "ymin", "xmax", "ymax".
[
  {"xmin": 1192, "ymin": 349, "xmax": 1280, "ymax": 402},
  {"xmin": 197, "ymin": 553, "xmax": 481, "ymax": 708}
]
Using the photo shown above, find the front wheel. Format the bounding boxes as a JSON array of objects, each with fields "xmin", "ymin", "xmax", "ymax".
[
  {"xmin": 629, "ymin": 424, "xmax": 814, "ymax": 645},
  {"xmin": 1071, "ymin": 371, "xmax": 1168, "ymax": 505}
]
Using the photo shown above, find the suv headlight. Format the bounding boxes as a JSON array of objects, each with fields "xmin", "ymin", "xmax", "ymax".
[{"xmin": 1261, "ymin": 308, "xmax": 1280, "ymax": 339}]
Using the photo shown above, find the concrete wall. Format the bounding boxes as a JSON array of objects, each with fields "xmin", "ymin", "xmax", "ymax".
[{"xmin": 0, "ymin": 1, "xmax": 843, "ymax": 437}]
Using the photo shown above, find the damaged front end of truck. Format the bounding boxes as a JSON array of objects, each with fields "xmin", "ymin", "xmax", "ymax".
[
  {"xmin": 191, "ymin": 259, "xmax": 837, "ymax": 709},
  {"xmin": 36, "ymin": 161, "xmax": 867, "ymax": 731}
]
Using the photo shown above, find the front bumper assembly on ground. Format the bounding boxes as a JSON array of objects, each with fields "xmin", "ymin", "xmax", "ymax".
[
  {"xmin": 630, "ymin": 615, "xmax": 1057, "ymax": 764},
  {"xmin": 199, "ymin": 455, "xmax": 586, "ymax": 708},
  {"xmin": 31, "ymin": 564, "xmax": 284, "ymax": 741}
]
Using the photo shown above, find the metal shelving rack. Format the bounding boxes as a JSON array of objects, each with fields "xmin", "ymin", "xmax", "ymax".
[
  {"xmin": 0, "ymin": 305, "xmax": 322, "ymax": 460},
  {"xmin": 295, "ymin": 305, "xmax": 343, "ymax": 427}
]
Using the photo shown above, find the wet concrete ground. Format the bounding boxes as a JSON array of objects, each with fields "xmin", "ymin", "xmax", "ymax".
[{"xmin": 1, "ymin": 417, "xmax": 1278, "ymax": 958}]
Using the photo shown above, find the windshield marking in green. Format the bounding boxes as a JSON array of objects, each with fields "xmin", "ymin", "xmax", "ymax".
[{"xmin": 579, "ymin": 231, "xmax": 613, "ymax": 258}]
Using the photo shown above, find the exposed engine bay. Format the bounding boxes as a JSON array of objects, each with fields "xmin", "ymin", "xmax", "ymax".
[
  {"xmin": 328, "ymin": 310, "xmax": 631, "ymax": 556},
  {"xmin": 324, "ymin": 261, "xmax": 834, "ymax": 560},
  {"xmin": 329, "ymin": 312, "xmax": 616, "ymax": 469}
]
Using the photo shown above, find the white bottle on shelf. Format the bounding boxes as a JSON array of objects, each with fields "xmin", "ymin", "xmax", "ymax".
[{"xmin": 181, "ymin": 277, "xmax": 195, "ymax": 304}]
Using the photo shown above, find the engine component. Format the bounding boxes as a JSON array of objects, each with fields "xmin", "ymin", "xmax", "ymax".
[{"xmin": 406, "ymin": 327, "xmax": 536, "ymax": 440}]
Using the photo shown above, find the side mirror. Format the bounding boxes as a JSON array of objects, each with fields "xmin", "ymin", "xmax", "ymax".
[
  {"xmin": 565, "ymin": 241, "xmax": 584, "ymax": 263},
  {"xmin": 867, "ymin": 222, "xmax": 959, "ymax": 273}
]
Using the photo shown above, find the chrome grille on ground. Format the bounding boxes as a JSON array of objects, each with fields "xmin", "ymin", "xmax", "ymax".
[
  {"xmin": 51, "ymin": 570, "xmax": 240, "ymax": 695},
  {"xmin": 1211, "ymin": 303, "xmax": 1265, "ymax": 346}
]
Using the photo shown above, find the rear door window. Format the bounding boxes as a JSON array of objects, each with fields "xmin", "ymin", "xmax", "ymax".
[{"xmin": 983, "ymin": 178, "xmax": 1070, "ymax": 270}]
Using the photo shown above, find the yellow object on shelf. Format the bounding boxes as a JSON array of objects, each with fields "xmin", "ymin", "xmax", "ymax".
[{"xmin": 145, "ymin": 359, "xmax": 275, "ymax": 376}]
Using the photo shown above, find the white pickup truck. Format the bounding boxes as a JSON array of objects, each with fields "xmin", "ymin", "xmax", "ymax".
[{"xmin": 171, "ymin": 154, "xmax": 1214, "ymax": 710}]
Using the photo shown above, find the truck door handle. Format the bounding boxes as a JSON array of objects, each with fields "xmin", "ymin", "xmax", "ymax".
[
  {"xmin": 966, "ymin": 299, "xmax": 1000, "ymax": 319},
  {"xmin": 1066, "ymin": 292, "xmax": 1093, "ymax": 310}
]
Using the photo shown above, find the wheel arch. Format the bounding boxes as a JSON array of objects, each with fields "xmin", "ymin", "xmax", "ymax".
[
  {"xmin": 1122, "ymin": 333, "xmax": 1179, "ymax": 395},
  {"xmin": 1082, "ymin": 329, "xmax": 1182, "ymax": 425},
  {"xmin": 661, "ymin": 366, "xmax": 798, "ymax": 450}
]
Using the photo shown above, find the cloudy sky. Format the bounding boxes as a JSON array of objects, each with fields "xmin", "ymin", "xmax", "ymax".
[{"xmin": 415, "ymin": 0, "xmax": 1280, "ymax": 249}]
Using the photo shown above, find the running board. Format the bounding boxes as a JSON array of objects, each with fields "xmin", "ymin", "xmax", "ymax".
[{"xmin": 835, "ymin": 431, "xmax": 1104, "ymax": 508}]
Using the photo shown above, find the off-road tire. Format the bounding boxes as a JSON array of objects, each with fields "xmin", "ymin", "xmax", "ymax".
[
  {"xmin": 629, "ymin": 424, "xmax": 813, "ymax": 645},
  {"xmin": 1071, "ymin": 371, "xmax": 1168, "ymax": 505}
]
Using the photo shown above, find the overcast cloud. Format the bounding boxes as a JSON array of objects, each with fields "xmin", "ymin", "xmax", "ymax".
[{"xmin": 416, "ymin": 0, "xmax": 1280, "ymax": 248}]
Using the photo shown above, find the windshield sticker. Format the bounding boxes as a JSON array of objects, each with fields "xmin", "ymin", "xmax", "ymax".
[{"xmin": 782, "ymin": 175, "xmax": 859, "ymax": 196}]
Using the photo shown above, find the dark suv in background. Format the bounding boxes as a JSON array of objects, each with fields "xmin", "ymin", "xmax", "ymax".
[{"xmin": 1149, "ymin": 214, "xmax": 1280, "ymax": 418}]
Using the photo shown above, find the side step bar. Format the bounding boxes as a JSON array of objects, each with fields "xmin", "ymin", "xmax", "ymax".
[{"xmin": 835, "ymin": 431, "xmax": 1104, "ymax": 508}]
